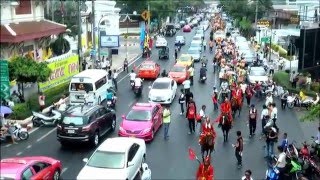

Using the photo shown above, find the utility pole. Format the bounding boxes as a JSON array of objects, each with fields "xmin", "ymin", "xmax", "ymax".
[
  {"xmin": 77, "ymin": 0, "xmax": 82, "ymax": 70},
  {"xmin": 51, "ymin": 0, "xmax": 54, "ymax": 21},
  {"xmin": 92, "ymin": 0, "xmax": 96, "ymax": 68},
  {"xmin": 254, "ymin": 0, "xmax": 258, "ymax": 29},
  {"xmin": 147, "ymin": 3, "xmax": 150, "ymax": 32}
]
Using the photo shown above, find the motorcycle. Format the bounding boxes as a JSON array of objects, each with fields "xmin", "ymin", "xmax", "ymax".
[
  {"xmin": 199, "ymin": 74, "xmax": 207, "ymax": 83},
  {"xmin": 0, "ymin": 123, "xmax": 29, "ymax": 141},
  {"xmin": 287, "ymin": 94, "xmax": 313, "ymax": 110},
  {"xmin": 32, "ymin": 105, "xmax": 62, "ymax": 127},
  {"xmin": 134, "ymin": 86, "xmax": 142, "ymax": 97},
  {"xmin": 130, "ymin": 80, "xmax": 135, "ymax": 90},
  {"xmin": 106, "ymin": 97, "xmax": 116, "ymax": 108}
]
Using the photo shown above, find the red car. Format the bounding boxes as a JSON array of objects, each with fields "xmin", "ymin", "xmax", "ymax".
[
  {"xmin": 183, "ymin": 25, "xmax": 192, "ymax": 32},
  {"xmin": 0, "ymin": 156, "xmax": 62, "ymax": 180},
  {"xmin": 168, "ymin": 63, "xmax": 190, "ymax": 84},
  {"xmin": 137, "ymin": 60, "xmax": 161, "ymax": 79}
]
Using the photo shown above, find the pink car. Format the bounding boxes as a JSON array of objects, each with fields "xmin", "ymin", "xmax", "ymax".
[
  {"xmin": 0, "ymin": 156, "xmax": 62, "ymax": 180},
  {"xmin": 118, "ymin": 103, "xmax": 163, "ymax": 141}
]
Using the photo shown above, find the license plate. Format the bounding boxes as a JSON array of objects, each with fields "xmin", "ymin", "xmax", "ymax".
[{"xmin": 67, "ymin": 130, "xmax": 75, "ymax": 134}]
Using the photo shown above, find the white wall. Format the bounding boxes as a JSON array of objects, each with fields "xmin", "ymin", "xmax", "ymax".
[{"xmin": 0, "ymin": 1, "xmax": 44, "ymax": 25}]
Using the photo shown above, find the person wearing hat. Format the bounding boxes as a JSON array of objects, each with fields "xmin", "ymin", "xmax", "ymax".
[
  {"xmin": 196, "ymin": 156, "xmax": 214, "ymax": 180},
  {"xmin": 248, "ymin": 104, "xmax": 258, "ymax": 138}
]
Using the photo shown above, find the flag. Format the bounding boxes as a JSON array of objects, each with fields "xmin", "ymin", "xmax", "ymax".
[{"xmin": 188, "ymin": 147, "xmax": 196, "ymax": 160}]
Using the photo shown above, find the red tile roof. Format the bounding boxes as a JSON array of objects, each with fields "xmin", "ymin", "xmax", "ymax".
[{"xmin": 0, "ymin": 20, "xmax": 66, "ymax": 43}]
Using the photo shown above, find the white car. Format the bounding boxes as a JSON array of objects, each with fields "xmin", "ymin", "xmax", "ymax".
[
  {"xmin": 235, "ymin": 36, "xmax": 247, "ymax": 43},
  {"xmin": 175, "ymin": 36, "xmax": 186, "ymax": 45},
  {"xmin": 77, "ymin": 137, "xmax": 146, "ymax": 180},
  {"xmin": 214, "ymin": 30, "xmax": 226, "ymax": 40},
  {"xmin": 190, "ymin": 40, "xmax": 202, "ymax": 53},
  {"xmin": 148, "ymin": 77, "xmax": 177, "ymax": 104},
  {"xmin": 156, "ymin": 38, "xmax": 168, "ymax": 48},
  {"xmin": 247, "ymin": 66, "xmax": 268, "ymax": 84},
  {"xmin": 195, "ymin": 29, "xmax": 204, "ymax": 39}
]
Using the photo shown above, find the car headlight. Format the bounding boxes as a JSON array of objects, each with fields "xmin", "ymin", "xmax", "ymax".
[
  {"xmin": 142, "ymin": 128, "xmax": 151, "ymax": 133},
  {"xmin": 119, "ymin": 127, "xmax": 125, "ymax": 132}
]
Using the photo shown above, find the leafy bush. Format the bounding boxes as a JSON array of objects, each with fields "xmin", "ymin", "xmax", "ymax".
[
  {"xmin": 9, "ymin": 82, "xmax": 69, "ymax": 120},
  {"xmin": 311, "ymin": 82, "xmax": 320, "ymax": 92}
]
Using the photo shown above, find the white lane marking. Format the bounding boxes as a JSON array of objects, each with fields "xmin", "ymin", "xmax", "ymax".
[
  {"xmin": 29, "ymin": 127, "xmax": 39, "ymax": 134},
  {"xmin": 128, "ymin": 100, "xmax": 135, "ymax": 107},
  {"xmin": 5, "ymin": 144, "xmax": 11, "ymax": 147},
  {"xmin": 27, "ymin": 145, "xmax": 32, "ymax": 149},
  {"xmin": 61, "ymin": 167, "xmax": 68, "ymax": 174},
  {"xmin": 16, "ymin": 151, "xmax": 22, "ymax": 156},
  {"xmin": 36, "ymin": 127, "xmax": 57, "ymax": 142},
  {"xmin": 118, "ymin": 55, "xmax": 143, "ymax": 83}
]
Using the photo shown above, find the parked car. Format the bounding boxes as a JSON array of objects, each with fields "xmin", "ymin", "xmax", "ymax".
[
  {"xmin": 137, "ymin": 60, "xmax": 161, "ymax": 79},
  {"xmin": 247, "ymin": 66, "xmax": 268, "ymax": 84},
  {"xmin": 187, "ymin": 48, "xmax": 201, "ymax": 62},
  {"xmin": 118, "ymin": 103, "xmax": 163, "ymax": 141},
  {"xmin": 175, "ymin": 36, "xmax": 186, "ymax": 45},
  {"xmin": 57, "ymin": 105, "xmax": 116, "ymax": 147},
  {"xmin": 183, "ymin": 25, "xmax": 192, "ymax": 32},
  {"xmin": 156, "ymin": 37, "xmax": 168, "ymax": 48},
  {"xmin": 168, "ymin": 63, "xmax": 190, "ymax": 84},
  {"xmin": 0, "ymin": 156, "xmax": 62, "ymax": 180},
  {"xmin": 77, "ymin": 137, "xmax": 146, "ymax": 180},
  {"xmin": 148, "ymin": 77, "xmax": 177, "ymax": 104}
]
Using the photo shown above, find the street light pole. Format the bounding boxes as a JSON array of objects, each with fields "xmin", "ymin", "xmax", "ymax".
[
  {"xmin": 91, "ymin": 0, "xmax": 96, "ymax": 68},
  {"xmin": 77, "ymin": 0, "xmax": 82, "ymax": 69},
  {"xmin": 254, "ymin": 0, "xmax": 258, "ymax": 29}
]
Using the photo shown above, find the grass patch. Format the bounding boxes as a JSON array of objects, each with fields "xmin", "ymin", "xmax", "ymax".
[
  {"xmin": 273, "ymin": 72, "xmax": 317, "ymax": 97},
  {"xmin": 9, "ymin": 82, "xmax": 70, "ymax": 120}
]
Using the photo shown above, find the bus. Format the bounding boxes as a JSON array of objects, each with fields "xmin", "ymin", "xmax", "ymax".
[{"xmin": 69, "ymin": 69, "xmax": 113, "ymax": 106}]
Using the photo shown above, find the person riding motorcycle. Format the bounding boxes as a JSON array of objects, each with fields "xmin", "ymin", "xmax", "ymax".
[
  {"xmin": 106, "ymin": 88, "xmax": 117, "ymax": 104},
  {"xmin": 201, "ymin": 56, "xmax": 208, "ymax": 67},
  {"xmin": 129, "ymin": 70, "xmax": 137, "ymax": 88},
  {"xmin": 196, "ymin": 156, "xmax": 214, "ymax": 180},
  {"xmin": 134, "ymin": 77, "xmax": 143, "ymax": 93},
  {"xmin": 54, "ymin": 95, "xmax": 67, "ymax": 111},
  {"xmin": 199, "ymin": 65, "xmax": 207, "ymax": 81},
  {"xmin": 300, "ymin": 143, "xmax": 310, "ymax": 158}
]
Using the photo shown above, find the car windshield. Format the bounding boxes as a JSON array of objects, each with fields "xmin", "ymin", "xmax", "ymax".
[
  {"xmin": 152, "ymin": 82, "xmax": 170, "ymax": 89},
  {"xmin": 188, "ymin": 49, "xmax": 199, "ymax": 54},
  {"xmin": 140, "ymin": 64, "xmax": 154, "ymax": 69},
  {"xmin": 176, "ymin": 36, "xmax": 184, "ymax": 41},
  {"xmin": 62, "ymin": 116, "xmax": 87, "ymax": 126},
  {"xmin": 171, "ymin": 66, "xmax": 185, "ymax": 72},
  {"xmin": 126, "ymin": 109, "xmax": 152, "ymax": 121},
  {"xmin": 250, "ymin": 70, "xmax": 266, "ymax": 76},
  {"xmin": 70, "ymin": 83, "xmax": 93, "ymax": 92},
  {"xmin": 193, "ymin": 37, "xmax": 201, "ymax": 41},
  {"xmin": 179, "ymin": 56, "xmax": 190, "ymax": 61},
  {"xmin": 0, "ymin": 175, "xmax": 15, "ymax": 180},
  {"xmin": 87, "ymin": 151, "xmax": 125, "ymax": 169}
]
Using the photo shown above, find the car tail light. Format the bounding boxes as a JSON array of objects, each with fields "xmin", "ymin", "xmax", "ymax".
[{"xmin": 82, "ymin": 125, "xmax": 91, "ymax": 132}]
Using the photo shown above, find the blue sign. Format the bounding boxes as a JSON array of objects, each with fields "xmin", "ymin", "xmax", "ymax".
[
  {"xmin": 99, "ymin": 31, "xmax": 120, "ymax": 48},
  {"xmin": 140, "ymin": 22, "xmax": 146, "ymax": 50}
]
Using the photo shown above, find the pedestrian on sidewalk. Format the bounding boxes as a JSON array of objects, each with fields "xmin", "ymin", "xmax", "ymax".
[
  {"xmin": 241, "ymin": 169, "xmax": 253, "ymax": 180},
  {"xmin": 232, "ymin": 130, "xmax": 243, "ymax": 168},
  {"xmin": 163, "ymin": 106, "xmax": 171, "ymax": 140},
  {"xmin": 123, "ymin": 58, "xmax": 129, "ymax": 73},
  {"xmin": 112, "ymin": 69, "xmax": 118, "ymax": 90},
  {"xmin": 186, "ymin": 97, "xmax": 197, "ymax": 134},
  {"xmin": 178, "ymin": 89, "xmax": 186, "ymax": 115},
  {"xmin": 248, "ymin": 104, "xmax": 257, "ymax": 138},
  {"xmin": 38, "ymin": 92, "xmax": 46, "ymax": 112}
]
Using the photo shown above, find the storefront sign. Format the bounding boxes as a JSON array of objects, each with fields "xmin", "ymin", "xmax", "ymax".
[
  {"xmin": 100, "ymin": 35, "xmax": 119, "ymax": 48},
  {"xmin": 0, "ymin": 60, "xmax": 10, "ymax": 99},
  {"xmin": 39, "ymin": 55, "xmax": 79, "ymax": 91}
]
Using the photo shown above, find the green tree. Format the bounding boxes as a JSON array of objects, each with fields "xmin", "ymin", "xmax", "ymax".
[
  {"xmin": 301, "ymin": 104, "xmax": 320, "ymax": 123},
  {"xmin": 9, "ymin": 56, "xmax": 52, "ymax": 95}
]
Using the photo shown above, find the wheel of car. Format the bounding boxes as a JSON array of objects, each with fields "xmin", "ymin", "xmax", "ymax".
[
  {"xmin": 91, "ymin": 132, "xmax": 99, "ymax": 147},
  {"xmin": 98, "ymin": 96, "xmax": 101, "ymax": 104},
  {"xmin": 111, "ymin": 117, "xmax": 116, "ymax": 132},
  {"xmin": 53, "ymin": 170, "xmax": 60, "ymax": 180}
]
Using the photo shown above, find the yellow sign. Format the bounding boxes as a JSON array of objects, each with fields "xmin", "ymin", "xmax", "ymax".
[
  {"xmin": 141, "ymin": 10, "xmax": 150, "ymax": 21},
  {"xmin": 39, "ymin": 55, "xmax": 79, "ymax": 91},
  {"xmin": 257, "ymin": 20, "xmax": 270, "ymax": 27},
  {"xmin": 290, "ymin": 16, "xmax": 299, "ymax": 24}
]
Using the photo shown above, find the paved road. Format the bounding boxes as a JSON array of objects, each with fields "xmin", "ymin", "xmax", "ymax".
[{"xmin": 1, "ymin": 26, "xmax": 307, "ymax": 179}]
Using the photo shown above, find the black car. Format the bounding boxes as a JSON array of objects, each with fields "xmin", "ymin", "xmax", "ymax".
[
  {"xmin": 57, "ymin": 105, "xmax": 116, "ymax": 147},
  {"xmin": 165, "ymin": 24, "xmax": 176, "ymax": 36}
]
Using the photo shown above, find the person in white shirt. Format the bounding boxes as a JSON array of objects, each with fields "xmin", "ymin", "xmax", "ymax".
[
  {"xmin": 140, "ymin": 163, "xmax": 151, "ymax": 180},
  {"xmin": 129, "ymin": 70, "xmax": 136, "ymax": 85},
  {"xmin": 265, "ymin": 93, "xmax": 273, "ymax": 106},
  {"xmin": 241, "ymin": 169, "xmax": 253, "ymax": 180},
  {"xmin": 198, "ymin": 105, "xmax": 207, "ymax": 134},
  {"xmin": 182, "ymin": 79, "xmax": 191, "ymax": 94},
  {"xmin": 134, "ymin": 77, "xmax": 143, "ymax": 87},
  {"xmin": 240, "ymin": 82, "xmax": 247, "ymax": 95},
  {"xmin": 260, "ymin": 105, "xmax": 269, "ymax": 136},
  {"xmin": 275, "ymin": 146, "xmax": 287, "ymax": 179}
]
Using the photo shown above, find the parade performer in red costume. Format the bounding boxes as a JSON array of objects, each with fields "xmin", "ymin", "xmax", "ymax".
[
  {"xmin": 196, "ymin": 156, "xmax": 214, "ymax": 180},
  {"xmin": 220, "ymin": 97, "xmax": 233, "ymax": 121},
  {"xmin": 231, "ymin": 85, "xmax": 243, "ymax": 106}
]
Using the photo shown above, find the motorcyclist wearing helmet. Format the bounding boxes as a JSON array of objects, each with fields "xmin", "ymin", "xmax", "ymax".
[
  {"xmin": 106, "ymin": 88, "xmax": 117, "ymax": 104},
  {"xmin": 199, "ymin": 64, "xmax": 207, "ymax": 80}
]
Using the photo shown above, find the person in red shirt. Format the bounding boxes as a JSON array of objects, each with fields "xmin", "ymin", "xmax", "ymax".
[
  {"xmin": 196, "ymin": 156, "xmax": 214, "ymax": 180},
  {"xmin": 300, "ymin": 144, "xmax": 310, "ymax": 158},
  {"xmin": 220, "ymin": 98, "xmax": 232, "ymax": 121},
  {"xmin": 245, "ymin": 85, "xmax": 255, "ymax": 107},
  {"xmin": 201, "ymin": 117, "xmax": 217, "ymax": 140}
]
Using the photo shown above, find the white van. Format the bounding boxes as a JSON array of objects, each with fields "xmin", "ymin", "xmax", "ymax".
[{"xmin": 69, "ymin": 69, "xmax": 113, "ymax": 105}]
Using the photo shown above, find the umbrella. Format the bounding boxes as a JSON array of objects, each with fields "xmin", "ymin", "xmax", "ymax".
[{"xmin": 0, "ymin": 106, "xmax": 12, "ymax": 115}]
